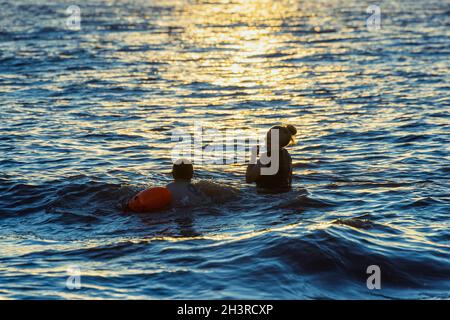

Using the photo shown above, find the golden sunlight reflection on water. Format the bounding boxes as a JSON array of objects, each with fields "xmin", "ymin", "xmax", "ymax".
[
  {"xmin": 1, "ymin": 0, "xmax": 449, "ymax": 299},
  {"xmin": 113, "ymin": 0, "xmax": 352, "ymax": 107}
]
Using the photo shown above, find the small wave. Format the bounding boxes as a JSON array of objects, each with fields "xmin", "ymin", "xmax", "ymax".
[
  {"xmin": 394, "ymin": 134, "xmax": 430, "ymax": 143},
  {"xmin": 259, "ymin": 228, "xmax": 450, "ymax": 290},
  {"xmin": 332, "ymin": 217, "xmax": 376, "ymax": 230},
  {"xmin": 401, "ymin": 197, "xmax": 445, "ymax": 209},
  {"xmin": 62, "ymin": 241, "xmax": 149, "ymax": 260},
  {"xmin": 45, "ymin": 180, "xmax": 134, "ymax": 216},
  {"xmin": 324, "ymin": 180, "xmax": 412, "ymax": 189},
  {"xmin": 277, "ymin": 194, "xmax": 337, "ymax": 209},
  {"xmin": 331, "ymin": 216, "xmax": 403, "ymax": 234}
]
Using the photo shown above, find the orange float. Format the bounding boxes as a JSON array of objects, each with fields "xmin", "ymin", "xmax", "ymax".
[{"xmin": 127, "ymin": 187, "xmax": 172, "ymax": 213}]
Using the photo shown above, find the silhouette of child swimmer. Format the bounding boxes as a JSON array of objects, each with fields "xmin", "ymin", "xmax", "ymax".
[
  {"xmin": 166, "ymin": 160, "xmax": 206, "ymax": 207},
  {"xmin": 246, "ymin": 124, "xmax": 297, "ymax": 193}
]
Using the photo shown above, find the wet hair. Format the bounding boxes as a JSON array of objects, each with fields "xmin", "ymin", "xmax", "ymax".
[
  {"xmin": 267, "ymin": 124, "xmax": 297, "ymax": 148},
  {"xmin": 172, "ymin": 159, "xmax": 193, "ymax": 180}
]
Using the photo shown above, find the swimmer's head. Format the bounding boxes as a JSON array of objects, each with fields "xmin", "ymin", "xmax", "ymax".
[
  {"xmin": 172, "ymin": 159, "xmax": 193, "ymax": 181},
  {"xmin": 266, "ymin": 124, "xmax": 297, "ymax": 149}
]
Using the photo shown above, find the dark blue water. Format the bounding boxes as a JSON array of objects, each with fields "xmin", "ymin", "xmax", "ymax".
[{"xmin": 0, "ymin": 0, "xmax": 449, "ymax": 299}]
